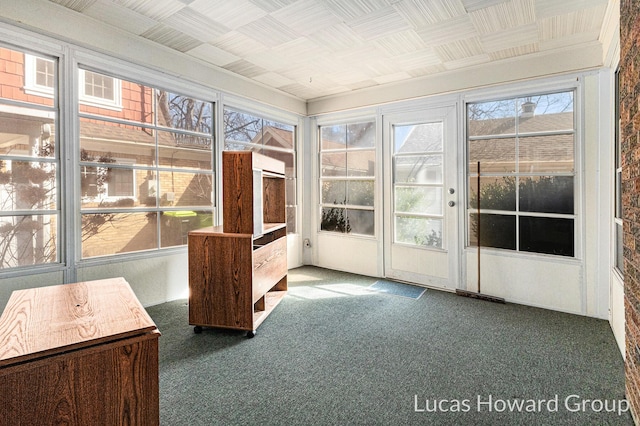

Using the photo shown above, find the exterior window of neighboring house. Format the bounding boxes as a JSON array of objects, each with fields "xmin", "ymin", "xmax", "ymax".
[
  {"xmin": 79, "ymin": 68, "xmax": 215, "ymax": 257},
  {"xmin": 466, "ymin": 91, "xmax": 576, "ymax": 257},
  {"xmin": 614, "ymin": 68, "xmax": 623, "ymax": 274},
  {"xmin": 0, "ymin": 47, "xmax": 59, "ymax": 269},
  {"xmin": 318, "ymin": 121, "xmax": 375, "ymax": 236},
  {"xmin": 25, "ymin": 55, "xmax": 121, "ymax": 108},
  {"xmin": 223, "ymin": 107, "xmax": 297, "ymax": 233},
  {"xmin": 79, "ymin": 69, "xmax": 121, "ymax": 109}
]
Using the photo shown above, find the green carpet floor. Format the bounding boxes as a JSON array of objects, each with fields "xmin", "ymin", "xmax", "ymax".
[{"xmin": 146, "ymin": 266, "xmax": 632, "ymax": 425}]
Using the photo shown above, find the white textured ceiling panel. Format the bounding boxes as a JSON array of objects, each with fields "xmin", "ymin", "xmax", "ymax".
[
  {"xmin": 535, "ymin": 0, "xmax": 608, "ymax": 20},
  {"xmin": 322, "ymin": 0, "xmax": 390, "ymax": 20},
  {"xmin": 46, "ymin": 0, "xmax": 613, "ymax": 101},
  {"xmin": 396, "ymin": 0, "xmax": 467, "ymax": 26},
  {"xmin": 83, "ymin": 0, "xmax": 157, "ymax": 35},
  {"xmin": 469, "ymin": 0, "xmax": 535, "ymax": 34},
  {"xmin": 417, "ymin": 15, "xmax": 479, "ymax": 45},
  {"xmin": 480, "ymin": 23, "xmax": 539, "ymax": 52},
  {"xmin": 271, "ymin": 0, "xmax": 339, "ymax": 35},
  {"xmin": 49, "ymin": 0, "xmax": 96, "ymax": 12},
  {"xmin": 140, "ymin": 24, "xmax": 202, "ymax": 52},
  {"xmin": 190, "ymin": 0, "xmax": 267, "ymax": 29},
  {"xmin": 237, "ymin": 15, "xmax": 299, "ymax": 47},
  {"xmin": 211, "ymin": 31, "xmax": 270, "ymax": 57},
  {"xmin": 308, "ymin": 23, "xmax": 365, "ymax": 52},
  {"xmin": 185, "ymin": 43, "xmax": 239, "ymax": 67},
  {"xmin": 346, "ymin": 6, "xmax": 411, "ymax": 40},
  {"xmin": 114, "ymin": 0, "xmax": 186, "ymax": 21},
  {"xmin": 163, "ymin": 7, "xmax": 229, "ymax": 42},
  {"xmin": 461, "ymin": 0, "xmax": 510, "ymax": 13},
  {"xmin": 373, "ymin": 30, "xmax": 426, "ymax": 56}
]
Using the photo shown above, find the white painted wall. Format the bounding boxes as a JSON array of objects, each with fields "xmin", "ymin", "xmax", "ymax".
[{"xmin": 465, "ymin": 251, "xmax": 584, "ymax": 314}]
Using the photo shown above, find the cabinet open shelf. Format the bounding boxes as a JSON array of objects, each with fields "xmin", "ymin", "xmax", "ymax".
[{"xmin": 188, "ymin": 151, "xmax": 287, "ymax": 337}]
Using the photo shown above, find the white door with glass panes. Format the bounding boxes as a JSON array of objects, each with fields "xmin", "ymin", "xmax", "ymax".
[{"xmin": 383, "ymin": 106, "xmax": 459, "ymax": 289}]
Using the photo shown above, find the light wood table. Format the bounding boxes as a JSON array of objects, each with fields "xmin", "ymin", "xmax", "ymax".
[{"xmin": 0, "ymin": 277, "xmax": 160, "ymax": 425}]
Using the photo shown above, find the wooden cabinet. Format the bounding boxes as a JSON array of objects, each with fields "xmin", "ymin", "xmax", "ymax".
[
  {"xmin": 189, "ymin": 151, "xmax": 287, "ymax": 337},
  {"xmin": 0, "ymin": 277, "xmax": 160, "ymax": 426}
]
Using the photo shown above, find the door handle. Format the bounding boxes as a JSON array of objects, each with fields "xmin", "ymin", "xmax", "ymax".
[{"xmin": 448, "ymin": 201, "xmax": 455, "ymax": 207}]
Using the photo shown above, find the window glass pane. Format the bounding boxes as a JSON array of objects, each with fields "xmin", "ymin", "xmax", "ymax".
[
  {"xmin": 468, "ymin": 99, "xmax": 516, "ymax": 136},
  {"xmin": 616, "ymin": 170, "xmax": 622, "ymax": 219},
  {"xmin": 80, "ymin": 118, "xmax": 156, "ymax": 167},
  {"xmin": 321, "ymin": 207, "xmax": 349, "ymax": 232},
  {"xmin": 158, "ymin": 171, "xmax": 212, "ymax": 207},
  {"xmin": 107, "ymin": 168, "xmax": 133, "ymax": 197},
  {"xmin": 347, "ymin": 150, "xmax": 374, "ymax": 177},
  {"xmin": 321, "ymin": 152, "xmax": 347, "ymax": 177},
  {"xmin": 395, "ymin": 123, "xmax": 443, "ymax": 153},
  {"xmin": 286, "ymin": 206, "xmax": 296, "ymax": 233},
  {"xmin": 347, "ymin": 180, "xmax": 374, "ymax": 207},
  {"xmin": 395, "ymin": 155, "xmax": 442, "ymax": 184},
  {"xmin": 469, "ymin": 138, "xmax": 516, "ymax": 173},
  {"xmin": 469, "ymin": 213, "xmax": 516, "ymax": 250},
  {"xmin": 0, "ymin": 214, "xmax": 57, "ymax": 267},
  {"xmin": 263, "ymin": 121, "xmax": 294, "ymax": 149},
  {"xmin": 519, "ymin": 216, "xmax": 574, "ymax": 256},
  {"xmin": 160, "ymin": 210, "xmax": 212, "ymax": 248},
  {"xmin": 80, "ymin": 166, "xmax": 139, "ymax": 208},
  {"xmin": 156, "ymin": 91, "xmax": 212, "ymax": 133},
  {"xmin": 517, "ymin": 93, "xmax": 573, "ymax": 133},
  {"xmin": 347, "ymin": 122, "xmax": 374, "ymax": 148},
  {"xmin": 519, "ymin": 134, "xmax": 574, "ymax": 173},
  {"xmin": 0, "ymin": 113, "xmax": 56, "ymax": 158},
  {"xmin": 321, "ymin": 180, "xmax": 346, "ymax": 204},
  {"xmin": 395, "ymin": 186, "xmax": 442, "ymax": 215},
  {"xmin": 347, "ymin": 209, "xmax": 374, "ymax": 235},
  {"xmin": 3, "ymin": 49, "xmax": 55, "ymax": 106},
  {"xmin": 224, "ymin": 110, "xmax": 261, "ymax": 145},
  {"xmin": 469, "ymin": 176, "xmax": 516, "ymax": 211},
  {"xmin": 157, "ymin": 131, "xmax": 212, "ymax": 170},
  {"xmin": 286, "ymin": 178, "xmax": 296, "ymax": 205},
  {"xmin": 519, "ymin": 176, "xmax": 573, "ymax": 214},
  {"xmin": 1, "ymin": 161, "xmax": 56, "ymax": 210},
  {"xmin": 616, "ymin": 223, "xmax": 624, "ymax": 272},
  {"xmin": 81, "ymin": 212, "xmax": 157, "ymax": 257},
  {"xmin": 321, "ymin": 124, "xmax": 346, "ymax": 149},
  {"xmin": 395, "ymin": 216, "xmax": 442, "ymax": 248},
  {"xmin": 80, "ymin": 71, "xmax": 150, "ymax": 122}
]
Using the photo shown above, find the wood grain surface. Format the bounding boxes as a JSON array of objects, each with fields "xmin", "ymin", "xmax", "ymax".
[{"xmin": 0, "ymin": 277, "xmax": 157, "ymax": 365}]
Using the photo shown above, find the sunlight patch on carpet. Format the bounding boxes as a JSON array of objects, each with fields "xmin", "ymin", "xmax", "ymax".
[{"xmin": 369, "ymin": 280, "xmax": 426, "ymax": 300}]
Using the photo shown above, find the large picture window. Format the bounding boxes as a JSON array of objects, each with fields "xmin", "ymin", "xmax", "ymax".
[
  {"xmin": 467, "ymin": 91, "xmax": 576, "ymax": 257},
  {"xmin": 0, "ymin": 47, "xmax": 59, "ymax": 269},
  {"xmin": 79, "ymin": 69, "xmax": 214, "ymax": 258},
  {"xmin": 223, "ymin": 107, "xmax": 297, "ymax": 233},
  {"xmin": 319, "ymin": 121, "xmax": 375, "ymax": 236}
]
